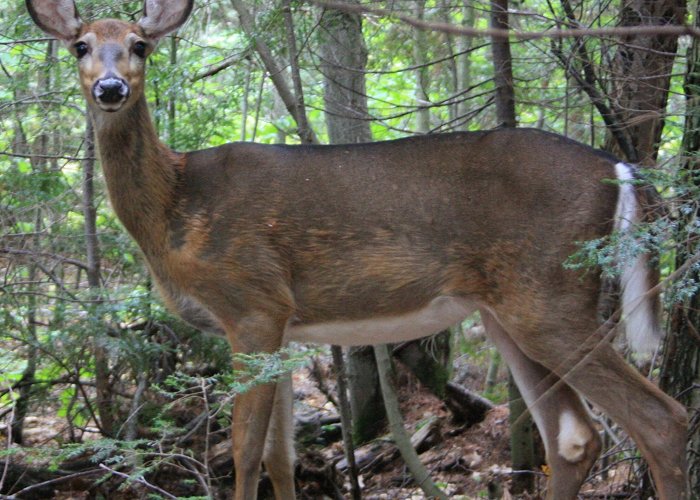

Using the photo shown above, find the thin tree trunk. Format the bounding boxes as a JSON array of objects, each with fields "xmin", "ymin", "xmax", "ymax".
[
  {"xmin": 10, "ymin": 40, "xmax": 55, "ymax": 444},
  {"xmin": 241, "ymin": 61, "xmax": 251, "ymax": 141},
  {"xmin": 507, "ymin": 373, "xmax": 535, "ymax": 495},
  {"xmin": 456, "ymin": 3, "xmax": 477, "ymax": 130},
  {"xmin": 231, "ymin": 0, "xmax": 318, "ymax": 144},
  {"xmin": 484, "ymin": 348, "xmax": 501, "ymax": 395},
  {"xmin": 167, "ymin": 35, "xmax": 177, "ymax": 144},
  {"xmin": 373, "ymin": 344, "xmax": 448, "ymax": 500},
  {"xmin": 83, "ymin": 113, "xmax": 112, "ymax": 437},
  {"xmin": 490, "ymin": 1, "xmax": 536, "ymax": 492},
  {"xmin": 281, "ymin": 0, "xmax": 317, "ymax": 144},
  {"xmin": 319, "ymin": 1, "xmax": 372, "ymax": 143},
  {"xmin": 331, "ymin": 346, "xmax": 361, "ymax": 500},
  {"xmin": 318, "ymin": 0, "xmax": 384, "ymax": 445},
  {"xmin": 413, "ymin": 0, "xmax": 430, "ymax": 133},
  {"xmin": 491, "ymin": 0, "xmax": 516, "ymax": 128},
  {"xmin": 346, "ymin": 346, "xmax": 385, "ymax": 443}
]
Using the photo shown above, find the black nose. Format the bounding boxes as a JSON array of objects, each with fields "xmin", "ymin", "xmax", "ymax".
[{"xmin": 93, "ymin": 77, "xmax": 130, "ymax": 104}]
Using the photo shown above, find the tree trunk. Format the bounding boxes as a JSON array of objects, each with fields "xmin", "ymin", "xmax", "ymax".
[
  {"xmin": 319, "ymin": 2, "xmax": 372, "ymax": 144},
  {"xmin": 490, "ymin": 1, "xmax": 536, "ymax": 492},
  {"xmin": 345, "ymin": 346, "xmax": 384, "ymax": 444},
  {"xmin": 330, "ymin": 346, "xmax": 361, "ymax": 500},
  {"xmin": 83, "ymin": 113, "xmax": 113, "ymax": 437},
  {"xmin": 413, "ymin": 0, "xmax": 431, "ymax": 133},
  {"xmin": 318, "ymin": 0, "xmax": 386, "ymax": 445},
  {"xmin": 455, "ymin": 3, "xmax": 477, "ymax": 130},
  {"xmin": 10, "ymin": 40, "xmax": 55, "ymax": 444},
  {"xmin": 507, "ymin": 373, "xmax": 536, "ymax": 495},
  {"xmin": 603, "ymin": 0, "xmax": 686, "ymax": 164},
  {"xmin": 281, "ymin": 0, "xmax": 317, "ymax": 144},
  {"xmin": 491, "ymin": 0, "xmax": 516, "ymax": 128},
  {"xmin": 392, "ymin": 331, "xmax": 451, "ymax": 399},
  {"xmin": 660, "ymin": 1, "xmax": 700, "ymax": 488}
]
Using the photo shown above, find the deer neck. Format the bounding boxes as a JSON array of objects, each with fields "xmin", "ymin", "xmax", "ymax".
[{"xmin": 91, "ymin": 95, "xmax": 181, "ymax": 253}]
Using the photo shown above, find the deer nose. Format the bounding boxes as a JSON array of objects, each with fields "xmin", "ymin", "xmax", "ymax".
[{"xmin": 92, "ymin": 77, "xmax": 130, "ymax": 105}]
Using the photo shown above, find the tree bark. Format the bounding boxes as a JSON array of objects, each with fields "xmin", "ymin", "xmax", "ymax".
[
  {"xmin": 491, "ymin": 0, "xmax": 516, "ymax": 128},
  {"xmin": 9, "ymin": 40, "xmax": 55, "ymax": 444},
  {"xmin": 319, "ymin": 1, "xmax": 372, "ymax": 144},
  {"xmin": 281, "ymin": 0, "xmax": 317, "ymax": 144},
  {"xmin": 413, "ymin": 0, "xmax": 431, "ymax": 133},
  {"xmin": 603, "ymin": 0, "xmax": 686, "ymax": 164},
  {"xmin": 455, "ymin": 2, "xmax": 477, "ymax": 130},
  {"xmin": 83, "ymin": 113, "xmax": 113, "ymax": 437},
  {"xmin": 346, "ymin": 346, "xmax": 385, "ymax": 443},
  {"xmin": 507, "ymin": 373, "xmax": 536, "ymax": 494},
  {"xmin": 660, "ymin": 1, "xmax": 700, "ymax": 488}
]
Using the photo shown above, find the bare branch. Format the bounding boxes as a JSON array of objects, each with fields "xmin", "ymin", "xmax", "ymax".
[{"xmin": 313, "ymin": 0, "xmax": 700, "ymax": 40}]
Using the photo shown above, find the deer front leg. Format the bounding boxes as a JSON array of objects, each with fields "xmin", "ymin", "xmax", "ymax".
[
  {"xmin": 263, "ymin": 372, "xmax": 296, "ymax": 499},
  {"xmin": 481, "ymin": 310, "xmax": 601, "ymax": 500},
  {"xmin": 232, "ymin": 381, "xmax": 277, "ymax": 499},
  {"xmin": 227, "ymin": 312, "xmax": 288, "ymax": 500}
]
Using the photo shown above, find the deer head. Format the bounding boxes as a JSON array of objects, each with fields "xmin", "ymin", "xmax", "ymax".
[{"xmin": 26, "ymin": 0, "xmax": 193, "ymax": 112}]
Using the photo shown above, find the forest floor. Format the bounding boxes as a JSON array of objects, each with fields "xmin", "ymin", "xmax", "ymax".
[
  {"xmin": 290, "ymin": 362, "xmax": 640, "ymax": 500},
  {"xmin": 7, "ymin": 347, "xmax": 645, "ymax": 499}
]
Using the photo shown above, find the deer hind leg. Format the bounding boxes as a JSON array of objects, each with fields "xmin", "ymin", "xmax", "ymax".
[
  {"xmin": 226, "ymin": 313, "xmax": 288, "ymax": 500},
  {"xmin": 496, "ymin": 308, "xmax": 688, "ymax": 500},
  {"xmin": 263, "ymin": 372, "xmax": 296, "ymax": 500},
  {"xmin": 481, "ymin": 310, "xmax": 601, "ymax": 500}
]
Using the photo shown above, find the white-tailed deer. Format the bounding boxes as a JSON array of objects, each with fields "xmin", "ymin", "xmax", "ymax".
[{"xmin": 27, "ymin": 0, "xmax": 688, "ymax": 498}]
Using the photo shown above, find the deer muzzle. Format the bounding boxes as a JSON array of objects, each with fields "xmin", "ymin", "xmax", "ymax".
[{"xmin": 92, "ymin": 76, "xmax": 130, "ymax": 111}]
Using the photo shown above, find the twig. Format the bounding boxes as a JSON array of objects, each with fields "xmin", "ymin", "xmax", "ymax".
[
  {"xmin": 98, "ymin": 463, "xmax": 177, "ymax": 499},
  {"xmin": 0, "ymin": 386, "xmax": 15, "ymax": 494},
  {"xmin": 0, "ymin": 469, "xmax": 104, "ymax": 499}
]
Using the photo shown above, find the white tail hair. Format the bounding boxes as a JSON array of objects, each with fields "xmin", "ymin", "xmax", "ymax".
[{"xmin": 614, "ymin": 162, "xmax": 662, "ymax": 354}]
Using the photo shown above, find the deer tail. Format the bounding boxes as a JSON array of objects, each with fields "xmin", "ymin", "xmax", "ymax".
[{"xmin": 614, "ymin": 162, "xmax": 663, "ymax": 355}]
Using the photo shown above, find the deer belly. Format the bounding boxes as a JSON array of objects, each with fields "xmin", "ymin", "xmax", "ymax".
[{"xmin": 284, "ymin": 296, "xmax": 476, "ymax": 346}]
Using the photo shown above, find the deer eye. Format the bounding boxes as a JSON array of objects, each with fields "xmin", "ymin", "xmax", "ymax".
[
  {"xmin": 133, "ymin": 41, "xmax": 147, "ymax": 58},
  {"xmin": 74, "ymin": 41, "xmax": 89, "ymax": 58}
]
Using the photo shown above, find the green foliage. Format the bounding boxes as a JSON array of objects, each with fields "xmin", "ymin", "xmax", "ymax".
[{"xmin": 564, "ymin": 165, "xmax": 700, "ymax": 308}]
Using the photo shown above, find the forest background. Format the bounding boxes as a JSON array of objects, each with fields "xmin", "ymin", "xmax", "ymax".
[{"xmin": 1, "ymin": 0, "xmax": 700, "ymax": 498}]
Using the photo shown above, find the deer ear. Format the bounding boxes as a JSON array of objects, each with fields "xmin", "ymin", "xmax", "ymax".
[
  {"xmin": 26, "ymin": 0, "xmax": 82, "ymax": 42},
  {"xmin": 138, "ymin": 0, "xmax": 193, "ymax": 40}
]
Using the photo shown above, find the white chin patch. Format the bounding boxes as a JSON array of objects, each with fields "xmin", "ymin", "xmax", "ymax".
[
  {"xmin": 557, "ymin": 410, "xmax": 592, "ymax": 463},
  {"xmin": 97, "ymin": 101, "xmax": 125, "ymax": 112}
]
